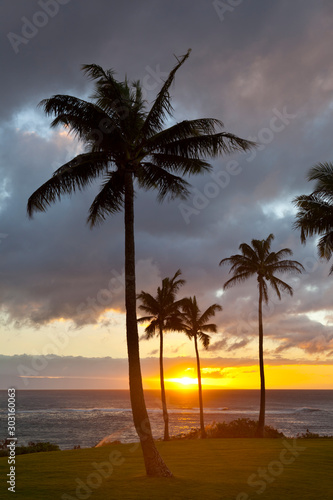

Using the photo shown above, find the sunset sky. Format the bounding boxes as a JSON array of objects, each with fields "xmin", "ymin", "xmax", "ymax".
[{"xmin": 1, "ymin": 0, "xmax": 333, "ymax": 390}]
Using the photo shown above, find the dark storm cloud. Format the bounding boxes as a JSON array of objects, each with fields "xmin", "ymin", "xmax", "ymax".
[{"xmin": 1, "ymin": 0, "xmax": 333, "ymax": 359}]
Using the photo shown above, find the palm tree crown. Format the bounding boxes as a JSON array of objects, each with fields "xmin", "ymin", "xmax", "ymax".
[
  {"xmin": 220, "ymin": 234, "xmax": 304, "ymax": 302},
  {"xmin": 178, "ymin": 296, "xmax": 222, "ymax": 346},
  {"xmin": 137, "ymin": 269, "xmax": 185, "ymax": 337},
  {"xmin": 27, "ymin": 50, "xmax": 254, "ymax": 222},
  {"xmin": 294, "ymin": 162, "xmax": 333, "ymax": 273}
]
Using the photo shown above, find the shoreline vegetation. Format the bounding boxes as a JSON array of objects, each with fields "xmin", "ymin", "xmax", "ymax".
[{"xmin": 1, "ymin": 419, "xmax": 331, "ymax": 458}]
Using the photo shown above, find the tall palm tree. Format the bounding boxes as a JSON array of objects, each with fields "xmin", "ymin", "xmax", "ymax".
[
  {"xmin": 294, "ymin": 162, "xmax": 333, "ymax": 274},
  {"xmin": 177, "ymin": 296, "xmax": 222, "ymax": 438},
  {"xmin": 27, "ymin": 50, "xmax": 254, "ymax": 476},
  {"xmin": 219, "ymin": 234, "xmax": 304, "ymax": 437},
  {"xmin": 137, "ymin": 269, "xmax": 185, "ymax": 441}
]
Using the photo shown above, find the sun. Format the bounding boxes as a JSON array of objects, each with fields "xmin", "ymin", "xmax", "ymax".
[
  {"xmin": 166, "ymin": 376, "xmax": 198, "ymax": 389},
  {"xmin": 178, "ymin": 377, "xmax": 196, "ymax": 386}
]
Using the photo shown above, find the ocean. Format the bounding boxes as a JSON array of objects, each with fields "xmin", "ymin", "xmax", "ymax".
[{"xmin": 0, "ymin": 390, "xmax": 332, "ymax": 450}]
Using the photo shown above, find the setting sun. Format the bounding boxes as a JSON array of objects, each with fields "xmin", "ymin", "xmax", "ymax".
[{"xmin": 167, "ymin": 376, "xmax": 198, "ymax": 388}]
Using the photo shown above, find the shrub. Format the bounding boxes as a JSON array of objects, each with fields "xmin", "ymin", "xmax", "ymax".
[
  {"xmin": 0, "ymin": 439, "xmax": 60, "ymax": 456},
  {"xmin": 206, "ymin": 419, "xmax": 285, "ymax": 438},
  {"xmin": 171, "ymin": 419, "xmax": 285, "ymax": 439},
  {"xmin": 296, "ymin": 429, "xmax": 333, "ymax": 439}
]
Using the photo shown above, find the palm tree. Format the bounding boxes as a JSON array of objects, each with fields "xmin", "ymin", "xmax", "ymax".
[
  {"xmin": 294, "ymin": 162, "xmax": 333, "ymax": 274},
  {"xmin": 137, "ymin": 269, "xmax": 185, "ymax": 441},
  {"xmin": 177, "ymin": 296, "xmax": 222, "ymax": 438},
  {"xmin": 219, "ymin": 234, "xmax": 304, "ymax": 437},
  {"xmin": 27, "ymin": 50, "xmax": 254, "ymax": 476}
]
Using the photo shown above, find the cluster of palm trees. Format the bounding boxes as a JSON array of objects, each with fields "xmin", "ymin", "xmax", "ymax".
[
  {"xmin": 137, "ymin": 270, "xmax": 221, "ymax": 440},
  {"xmin": 137, "ymin": 234, "xmax": 304, "ymax": 444},
  {"xmin": 26, "ymin": 48, "xmax": 333, "ymax": 477}
]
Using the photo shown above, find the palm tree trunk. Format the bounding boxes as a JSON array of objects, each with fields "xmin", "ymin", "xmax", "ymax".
[
  {"xmin": 124, "ymin": 170, "xmax": 172, "ymax": 476},
  {"xmin": 159, "ymin": 324, "xmax": 170, "ymax": 441},
  {"xmin": 256, "ymin": 279, "xmax": 265, "ymax": 437},
  {"xmin": 194, "ymin": 334, "xmax": 206, "ymax": 438}
]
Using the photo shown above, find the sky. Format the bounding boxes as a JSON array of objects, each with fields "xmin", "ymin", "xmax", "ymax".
[{"xmin": 1, "ymin": 0, "xmax": 333, "ymax": 390}]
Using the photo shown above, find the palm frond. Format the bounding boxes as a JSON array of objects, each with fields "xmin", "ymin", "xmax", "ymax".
[
  {"xmin": 308, "ymin": 162, "xmax": 333, "ymax": 194},
  {"xmin": 149, "ymin": 154, "xmax": 212, "ymax": 176},
  {"xmin": 158, "ymin": 133, "xmax": 255, "ymax": 159},
  {"xmin": 317, "ymin": 232, "xmax": 333, "ymax": 261},
  {"xmin": 143, "ymin": 320, "xmax": 158, "ymax": 339},
  {"xmin": 265, "ymin": 248, "xmax": 292, "ymax": 263},
  {"xmin": 223, "ymin": 271, "xmax": 256, "ymax": 289},
  {"xmin": 81, "ymin": 64, "xmax": 126, "ymax": 109},
  {"xmin": 137, "ymin": 291, "xmax": 160, "ymax": 316},
  {"xmin": 27, "ymin": 152, "xmax": 109, "ymax": 217},
  {"xmin": 238, "ymin": 242, "xmax": 258, "ymax": 260},
  {"xmin": 87, "ymin": 170, "xmax": 125, "ymax": 226},
  {"xmin": 137, "ymin": 314, "xmax": 154, "ymax": 324},
  {"xmin": 265, "ymin": 259, "xmax": 304, "ymax": 274},
  {"xmin": 198, "ymin": 332, "xmax": 211, "ymax": 349},
  {"xmin": 39, "ymin": 95, "xmax": 109, "ymax": 138},
  {"xmin": 293, "ymin": 193, "xmax": 333, "ymax": 243},
  {"xmin": 268, "ymin": 276, "xmax": 293, "ymax": 297},
  {"xmin": 199, "ymin": 304, "xmax": 222, "ymax": 326},
  {"xmin": 136, "ymin": 163, "xmax": 190, "ymax": 201},
  {"xmin": 141, "ymin": 50, "xmax": 192, "ymax": 137},
  {"xmin": 145, "ymin": 118, "xmax": 224, "ymax": 150}
]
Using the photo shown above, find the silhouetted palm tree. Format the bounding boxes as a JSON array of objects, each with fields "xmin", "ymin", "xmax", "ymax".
[
  {"xmin": 177, "ymin": 296, "xmax": 222, "ymax": 438},
  {"xmin": 27, "ymin": 50, "xmax": 254, "ymax": 476},
  {"xmin": 137, "ymin": 269, "xmax": 185, "ymax": 441},
  {"xmin": 219, "ymin": 234, "xmax": 303, "ymax": 436},
  {"xmin": 294, "ymin": 162, "xmax": 333, "ymax": 274}
]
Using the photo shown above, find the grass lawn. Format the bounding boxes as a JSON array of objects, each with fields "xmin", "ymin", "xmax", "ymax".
[{"xmin": 0, "ymin": 439, "xmax": 332, "ymax": 499}]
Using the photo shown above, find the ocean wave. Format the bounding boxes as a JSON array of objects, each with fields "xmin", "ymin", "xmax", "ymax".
[
  {"xmin": 16, "ymin": 407, "xmax": 133, "ymax": 414},
  {"xmin": 294, "ymin": 407, "xmax": 323, "ymax": 413}
]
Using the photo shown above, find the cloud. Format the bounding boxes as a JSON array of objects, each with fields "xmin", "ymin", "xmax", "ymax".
[
  {"xmin": 201, "ymin": 368, "xmax": 225, "ymax": 378},
  {"xmin": 226, "ymin": 338, "xmax": 251, "ymax": 352},
  {"xmin": 209, "ymin": 338, "xmax": 229, "ymax": 351},
  {"xmin": 2, "ymin": 354, "xmax": 333, "ymax": 389},
  {"xmin": 1, "ymin": 1, "xmax": 333, "ymax": 364}
]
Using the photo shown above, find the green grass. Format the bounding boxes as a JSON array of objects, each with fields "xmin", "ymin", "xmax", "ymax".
[{"xmin": 0, "ymin": 439, "xmax": 332, "ymax": 499}]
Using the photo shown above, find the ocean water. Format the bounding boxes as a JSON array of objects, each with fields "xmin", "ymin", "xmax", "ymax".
[{"xmin": 0, "ymin": 390, "xmax": 332, "ymax": 449}]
